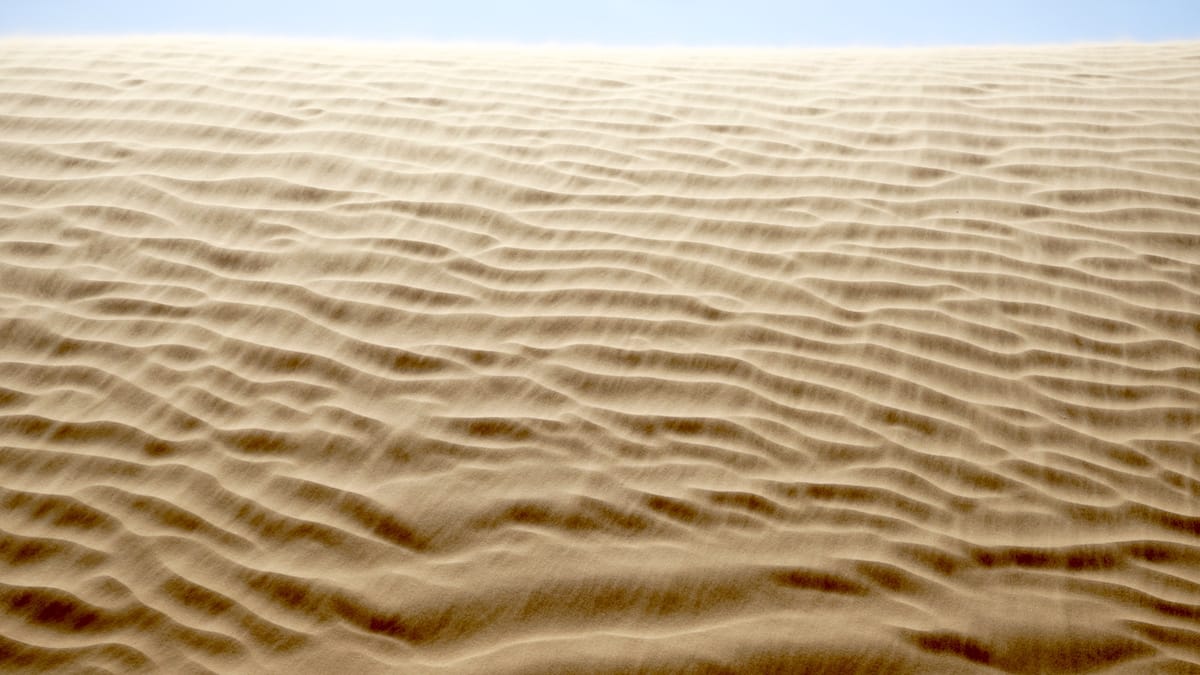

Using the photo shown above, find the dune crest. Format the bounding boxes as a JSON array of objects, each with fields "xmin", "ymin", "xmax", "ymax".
[{"xmin": 1, "ymin": 38, "xmax": 1199, "ymax": 673}]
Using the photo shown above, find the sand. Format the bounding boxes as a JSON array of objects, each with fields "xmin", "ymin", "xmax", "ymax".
[{"xmin": 0, "ymin": 37, "xmax": 1198, "ymax": 673}]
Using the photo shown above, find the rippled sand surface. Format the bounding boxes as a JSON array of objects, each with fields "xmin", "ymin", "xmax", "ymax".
[{"xmin": 1, "ymin": 38, "xmax": 1199, "ymax": 673}]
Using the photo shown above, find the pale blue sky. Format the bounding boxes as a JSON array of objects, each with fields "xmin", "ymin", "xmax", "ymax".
[{"xmin": 2, "ymin": 0, "xmax": 1197, "ymax": 47}]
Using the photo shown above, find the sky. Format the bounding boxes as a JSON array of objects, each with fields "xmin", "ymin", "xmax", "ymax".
[{"xmin": 1, "ymin": 0, "xmax": 1198, "ymax": 47}]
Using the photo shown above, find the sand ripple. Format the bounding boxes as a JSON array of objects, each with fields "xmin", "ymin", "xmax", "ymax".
[{"xmin": 1, "ymin": 38, "xmax": 1199, "ymax": 673}]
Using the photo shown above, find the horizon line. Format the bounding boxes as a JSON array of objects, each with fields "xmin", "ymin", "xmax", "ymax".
[{"xmin": 3, "ymin": 34, "xmax": 1197, "ymax": 52}]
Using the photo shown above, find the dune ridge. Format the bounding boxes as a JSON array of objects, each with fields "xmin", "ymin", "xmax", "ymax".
[{"xmin": 1, "ymin": 38, "xmax": 1199, "ymax": 673}]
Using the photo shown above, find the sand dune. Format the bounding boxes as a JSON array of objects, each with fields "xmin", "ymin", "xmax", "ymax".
[{"xmin": 1, "ymin": 37, "xmax": 1199, "ymax": 673}]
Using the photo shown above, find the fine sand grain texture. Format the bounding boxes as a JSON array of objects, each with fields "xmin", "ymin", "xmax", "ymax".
[{"xmin": 1, "ymin": 38, "xmax": 1199, "ymax": 673}]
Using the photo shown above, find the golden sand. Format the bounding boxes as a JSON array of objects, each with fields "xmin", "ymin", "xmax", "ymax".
[{"xmin": 1, "ymin": 38, "xmax": 1198, "ymax": 673}]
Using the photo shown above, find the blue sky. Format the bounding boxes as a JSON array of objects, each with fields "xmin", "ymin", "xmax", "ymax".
[{"xmin": 2, "ymin": 1, "xmax": 1198, "ymax": 47}]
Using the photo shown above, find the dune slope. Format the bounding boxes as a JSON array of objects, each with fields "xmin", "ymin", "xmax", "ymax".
[{"xmin": 1, "ymin": 38, "xmax": 1199, "ymax": 673}]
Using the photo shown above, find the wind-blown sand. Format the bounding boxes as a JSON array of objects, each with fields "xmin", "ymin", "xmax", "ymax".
[{"xmin": 1, "ymin": 37, "xmax": 1198, "ymax": 673}]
